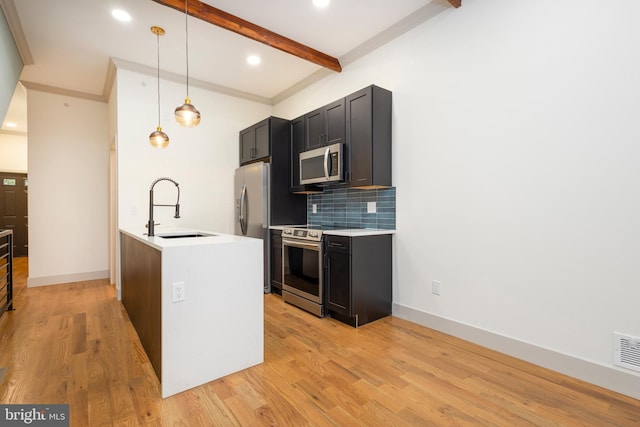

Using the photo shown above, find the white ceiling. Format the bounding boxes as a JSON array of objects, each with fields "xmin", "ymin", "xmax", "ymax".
[{"xmin": 1, "ymin": 0, "xmax": 450, "ymax": 134}]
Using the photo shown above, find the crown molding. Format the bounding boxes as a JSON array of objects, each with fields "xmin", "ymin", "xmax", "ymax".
[
  {"xmin": 0, "ymin": 129, "xmax": 27, "ymax": 136},
  {"xmin": 109, "ymin": 57, "xmax": 272, "ymax": 106},
  {"xmin": 19, "ymin": 81, "xmax": 106, "ymax": 103},
  {"xmin": 0, "ymin": 0, "xmax": 33, "ymax": 65}
]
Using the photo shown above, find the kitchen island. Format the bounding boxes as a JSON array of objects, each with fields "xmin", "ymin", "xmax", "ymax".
[{"xmin": 119, "ymin": 228, "xmax": 263, "ymax": 398}]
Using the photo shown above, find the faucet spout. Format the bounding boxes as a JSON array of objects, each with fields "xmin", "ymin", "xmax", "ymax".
[{"xmin": 148, "ymin": 177, "xmax": 180, "ymax": 236}]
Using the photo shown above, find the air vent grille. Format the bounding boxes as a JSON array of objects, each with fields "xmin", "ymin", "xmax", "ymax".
[{"xmin": 614, "ymin": 332, "xmax": 640, "ymax": 372}]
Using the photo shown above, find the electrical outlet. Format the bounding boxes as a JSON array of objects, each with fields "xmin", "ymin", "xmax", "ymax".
[
  {"xmin": 173, "ymin": 282, "xmax": 185, "ymax": 302},
  {"xmin": 432, "ymin": 280, "xmax": 441, "ymax": 296},
  {"xmin": 367, "ymin": 201, "xmax": 377, "ymax": 213}
]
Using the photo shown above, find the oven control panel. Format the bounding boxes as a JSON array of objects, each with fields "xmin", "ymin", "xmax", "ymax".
[{"xmin": 282, "ymin": 227, "xmax": 323, "ymax": 241}]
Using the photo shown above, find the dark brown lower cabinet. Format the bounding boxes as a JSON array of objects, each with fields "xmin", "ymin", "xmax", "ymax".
[
  {"xmin": 324, "ymin": 234, "xmax": 392, "ymax": 327},
  {"xmin": 270, "ymin": 229, "xmax": 283, "ymax": 295}
]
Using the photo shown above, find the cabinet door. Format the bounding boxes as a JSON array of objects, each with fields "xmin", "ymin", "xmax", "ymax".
[
  {"xmin": 325, "ymin": 98, "xmax": 346, "ymax": 146},
  {"xmin": 239, "ymin": 127, "xmax": 255, "ymax": 165},
  {"xmin": 254, "ymin": 119, "xmax": 270, "ymax": 159},
  {"xmin": 346, "ymin": 85, "xmax": 392, "ymax": 187},
  {"xmin": 347, "ymin": 88, "xmax": 373, "ymax": 186},
  {"xmin": 270, "ymin": 230, "xmax": 283, "ymax": 293},
  {"xmin": 325, "ymin": 250, "xmax": 351, "ymax": 315},
  {"xmin": 305, "ymin": 107, "xmax": 325, "ymax": 150},
  {"xmin": 290, "ymin": 116, "xmax": 305, "ymax": 191}
]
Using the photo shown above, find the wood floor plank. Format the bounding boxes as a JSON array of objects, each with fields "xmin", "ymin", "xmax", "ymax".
[{"xmin": 1, "ymin": 257, "xmax": 639, "ymax": 426}]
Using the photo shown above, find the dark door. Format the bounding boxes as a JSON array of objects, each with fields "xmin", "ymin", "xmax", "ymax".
[
  {"xmin": 305, "ymin": 107, "xmax": 325, "ymax": 150},
  {"xmin": 325, "ymin": 250, "xmax": 351, "ymax": 315},
  {"xmin": 325, "ymin": 236, "xmax": 351, "ymax": 315},
  {"xmin": 0, "ymin": 172, "xmax": 28, "ymax": 257},
  {"xmin": 253, "ymin": 119, "xmax": 270, "ymax": 160},
  {"xmin": 239, "ymin": 127, "xmax": 255, "ymax": 164},
  {"xmin": 270, "ymin": 230, "xmax": 283, "ymax": 294},
  {"xmin": 324, "ymin": 98, "xmax": 346, "ymax": 146},
  {"xmin": 347, "ymin": 88, "xmax": 373, "ymax": 186}
]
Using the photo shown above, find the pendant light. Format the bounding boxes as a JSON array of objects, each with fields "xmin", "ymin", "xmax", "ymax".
[
  {"xmin": 174, "ymin": 0, "xmax": 201, "ymax": 127},
  {"xmin": 149, "ymin": 26, "xmax": 169, "ymax": 148}
]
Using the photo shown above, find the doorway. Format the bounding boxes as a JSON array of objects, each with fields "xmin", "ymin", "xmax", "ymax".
[{"xmin": 0, "ymin": 172, "xmax": 28, "ymax": 257}]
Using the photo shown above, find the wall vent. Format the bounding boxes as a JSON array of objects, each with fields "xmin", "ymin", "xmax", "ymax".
[{"xmin": 614, "ymin": 332, "xmax": 640, "ymax": 372}]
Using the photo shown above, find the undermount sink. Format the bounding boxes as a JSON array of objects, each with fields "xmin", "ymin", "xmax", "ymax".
[{"xmin": 157, "ymin": 232, "xmax": 217, "ymax": 239}]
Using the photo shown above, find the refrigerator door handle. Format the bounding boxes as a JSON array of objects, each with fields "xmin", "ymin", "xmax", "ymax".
[{"xmin": 239, "ymin": 184, "xmax": 247, "ymax": 235}]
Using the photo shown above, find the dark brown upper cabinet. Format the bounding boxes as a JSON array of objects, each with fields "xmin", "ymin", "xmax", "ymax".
[
  {"xmin": 239, "ymin": 118, "xmax": 271, "ymax": 165},
  {"xmin": 345, "ymin": 85, "xmax": 392, "ymax": 188},
  {"xmin": 289, "ymin": 85, "xmax": 392, "ymax": 191},
  {"xmin": 290, "ymin": 115, "xmax": 323, "ymax": 194},
  {"xmin": 304, "ymin": 98, "xmax": 346, "ymax": 150}
]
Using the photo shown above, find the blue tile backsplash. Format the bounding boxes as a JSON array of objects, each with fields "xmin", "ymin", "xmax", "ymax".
[{"xmin": 307, "ymin": 187, "xmax": 396, "ymax": 229}]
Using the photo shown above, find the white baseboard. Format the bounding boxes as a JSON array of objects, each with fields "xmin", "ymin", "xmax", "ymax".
[
  {"xmin": 28, "ymin": 270, "xmax": 109, "ymax": 287},
  {"xmin": 392, "ymin": 303, "xmax": 640, "ymax": 401}
]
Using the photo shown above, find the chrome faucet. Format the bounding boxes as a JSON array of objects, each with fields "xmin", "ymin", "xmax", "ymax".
[{"xmin": 147, "ymin": 177, "xmax": 180, "ymax": 236}]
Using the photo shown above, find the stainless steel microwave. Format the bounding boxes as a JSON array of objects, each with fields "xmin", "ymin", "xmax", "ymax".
[{"xmin": 299, "ymin": 143, "xmax": 344, "ymax": 185}]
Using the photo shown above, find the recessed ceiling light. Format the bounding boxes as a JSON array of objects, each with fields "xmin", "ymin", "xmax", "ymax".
[
  {"xmin": 112, "ymin": 9, "xmax": 131, "ymax": 22},
  {"xmin": 313, "ymin": 0, "xmax": 330, "ymax": 8},
  {"xmin": 247, "ymin": 55, "xmax": 261, "ymax": 66},
  {"xmin": 5, "ymin": 122, "xmax": 17, "ymax": 128}
]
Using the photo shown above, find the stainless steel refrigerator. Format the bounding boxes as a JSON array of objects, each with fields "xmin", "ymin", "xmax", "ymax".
[
  {"xmin": 235, "ymin": 161, "xmax": 269, "ymax": 240},
  {"xmin": 234, "ymin": 162, "xmax": 270, "ymax": 292},
  {"xmin": 235, "ymin": 152, "xmax": 307, "ymax": 293}
]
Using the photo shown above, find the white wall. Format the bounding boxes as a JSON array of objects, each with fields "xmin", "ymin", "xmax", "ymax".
[
  {"xmin": 0, "ymin": 133, "xmax": 27, "ymax": 172},
  {"xmin": 27, "ymin": 90, "xmax": 110, "ymax": 285},
  {"xmin": 115, "ymin": 68, "xmax": 271, "ymax": 235},
  {"xmin": 274, "ymin": 0, "xmax": 640, "ymax": 398}
]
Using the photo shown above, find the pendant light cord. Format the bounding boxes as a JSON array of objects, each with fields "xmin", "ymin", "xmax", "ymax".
[
  {"xmin": 185, "ymin": 0, "xmax": 190, "ymax": 98},
  {"xmin": 156, "ymin": 31, "xmax": 161, "ymax": 127}
]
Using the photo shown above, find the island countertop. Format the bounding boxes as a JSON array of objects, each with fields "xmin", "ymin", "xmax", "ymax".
[{"xmin": 120, "ymin": 227, "xmax": 259, "ymax": 250}]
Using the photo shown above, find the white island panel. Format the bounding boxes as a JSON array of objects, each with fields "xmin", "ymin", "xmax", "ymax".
[{"xmin": 160, "ymin": 237, "xmax": 263, "ymax": 398}]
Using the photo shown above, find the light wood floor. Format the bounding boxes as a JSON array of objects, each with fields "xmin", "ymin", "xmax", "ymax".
[{"xmin": 1, "ymin": 257, "xmax": 638, "ymax": 426}]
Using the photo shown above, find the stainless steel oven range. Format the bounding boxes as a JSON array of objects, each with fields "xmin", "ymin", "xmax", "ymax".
[{"xmin": 281, "ymin": 226, "xmax": 325, "ymax": 317}]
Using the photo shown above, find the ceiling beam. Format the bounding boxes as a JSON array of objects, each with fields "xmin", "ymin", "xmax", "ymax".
[
  {"xmin": 447, "ymin": 0, "xmax": 461, "ymax": 8},
  {"xmin": 151, "ymin": 0, "xmax": 342, "ymax": 73}
]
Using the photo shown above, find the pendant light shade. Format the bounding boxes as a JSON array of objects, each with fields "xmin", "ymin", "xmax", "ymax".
[
  {"xmin": 150, "ymin": 26, "xmax": 169, "ymax": 148},
  {"xmin": 175, "ymin": 0, "xmax": 201, "ymax": 127},
  {"xmin": 149, "ymin": 127, "xmax": 169, "ymax": 148},
  {"xmin": 175, "ymin": 97, "xmax": 201, "ymax": 127}
]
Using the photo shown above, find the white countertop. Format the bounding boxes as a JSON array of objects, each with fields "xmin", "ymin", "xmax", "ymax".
[
  {"xmin": 269, "ymin": 225, "xmax": 395, "ymax": 237},
  {"xmin": 120, "ymin": 227, "xmax": 259, "ymax": 250},
  {"xmin": 323, "ymin": 228, "xmax": 395, "ymax": 237}
]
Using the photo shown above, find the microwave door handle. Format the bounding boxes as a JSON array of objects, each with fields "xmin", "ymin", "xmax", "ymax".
[{"xmin": 324, "ymin": 147, "xmax": 331, "ymax": 180}]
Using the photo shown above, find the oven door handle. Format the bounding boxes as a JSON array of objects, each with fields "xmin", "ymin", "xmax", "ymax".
[{"xmin": 282, "ymin": 239, "xmax": 322, "ymax": 251}]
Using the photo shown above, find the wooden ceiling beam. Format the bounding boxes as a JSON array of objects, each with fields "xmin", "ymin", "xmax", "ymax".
[
  {"xmin": 447, "ymin": 0, "xmax": 462, "ymax": 8},
  {"xmin": 151, "ymin": 0, "xmax": 342, "ymax": 72}
]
